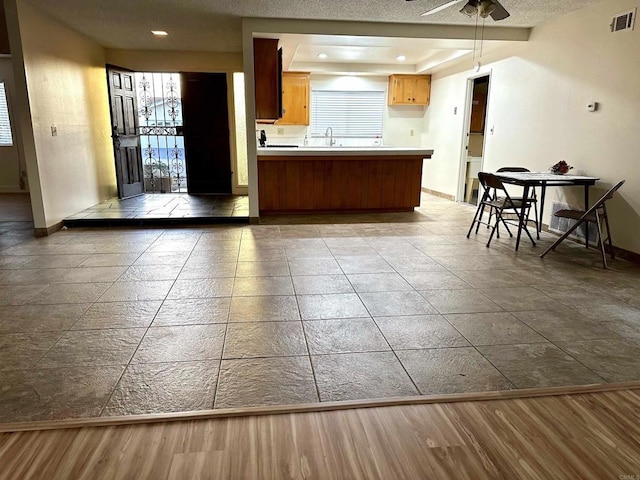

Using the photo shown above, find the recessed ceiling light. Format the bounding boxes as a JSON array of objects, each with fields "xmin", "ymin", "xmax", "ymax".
[
  {"xmin": 318, "ymin": 53, "xmax": 328, "ymax": 59},
  {"xmin": 396, "ymin": 55, "xmax": 407, "ymax": 61},
  {"xmin": 152, "ymin": 30, "xmax": 169, "ymax": 36}
]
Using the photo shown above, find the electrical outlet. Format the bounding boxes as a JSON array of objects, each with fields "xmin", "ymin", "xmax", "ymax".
[
  {"xmin": 410, "ymin": 129, "xmax": 414, "ymax": 137},
  {"xmin": 276, "ymin": 127, "xmax": 284, "ymax": 135},
  {"xmin": 51, "ymin": 126, "xmax": 57, "ymax": 137}
]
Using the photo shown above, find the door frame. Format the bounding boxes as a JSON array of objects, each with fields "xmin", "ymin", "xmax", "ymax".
[
  {"xmin": 456, "ymin": 70, "xmax": 492, "ymax": 203},
  {"xmin": 227, "ymin": 72, "xmax": 248, "ymax": 195}
]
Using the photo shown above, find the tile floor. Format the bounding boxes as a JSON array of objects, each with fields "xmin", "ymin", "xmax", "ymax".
[
  {"xmin": 1, "ymin": 194, "xmax": 640, "ymax": 423},
  {"xmin": 64, "ymin": 194, "xmax": 249, "ymax": 224}
]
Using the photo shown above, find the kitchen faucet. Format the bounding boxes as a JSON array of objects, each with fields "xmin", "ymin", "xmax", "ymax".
[{"xmin": 325, "ymin": 127, "xmax": 336, "ymax": 147}]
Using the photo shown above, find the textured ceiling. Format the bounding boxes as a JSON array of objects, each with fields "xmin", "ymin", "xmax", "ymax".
[{"xmin": 25, "ymin": 0, "xmax": 601, "ymax": 52}]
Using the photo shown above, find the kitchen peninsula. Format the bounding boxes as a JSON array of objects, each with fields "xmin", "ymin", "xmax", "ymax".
[{"xmin": 257, "ymin": 147, "xmax": 433, "ymax": 214}]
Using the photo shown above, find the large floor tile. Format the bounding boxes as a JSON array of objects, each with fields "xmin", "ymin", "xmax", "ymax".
[
  {"xmin": 0, "ymin": 304, "xmax": 89, "ymax": 333},
  {"xmin": 232, "ymin": 276, "xmax": 294, "ymax": 296},
  {"xmin": 478, "ymin": 287, "xmax": 558, "ymax": 312},
  {"xmin": 478, "ymin": 343, "xmax": 604, "ymax": 388},
  {"xmin": 60, "ymin": 266, "xmax": 128, "ymax": 283},
  {"xmin": 347, "ymin": 273, "xmax": 412, "ymax": 293},
  {"xmin": 374, "ymin": 315, "xmax": 470, "ymax": 349},
  {"xmin": 32, "ymin": 283, "xmax": 111, "ymax": 305},
  {"xmin": 132, "ymin": 324, "xmax": 226, "ymax": 363},
  {"xmin": 0, "ymin": 366, "xmax": 124, "ymax": 422},
  {"xmin": 118, "ymin": 265, "xmax": 183, "ymax": 282},
  {"xmin": 420, "ymin": 289, "xmax": 502, "ymax": 314},
  {"xmin": 288, "ymin": 258, "xmax": 342, "ymax": 276},
  {"xmin": 292, "ymin": 274, "xmax": 354, "ymax": 295},
  {"xmin": 80, "ymin": 253, "xmax": 141, "ymax": 267},
  {"xmin": 178, "ymin": 262, "xmax": 237, "ymax": 279},
  {"xmin": 236, "ymin": 261, "xmax": 290, "ymax": 277},
  {"xmin": 0, "ymin": 332, "xmax": 62, "ymax": 370},
  {"xmin": 0, "ymin": 284, "xmax": 48, "ymax": 305},
  {"xmin": 556, "ymin": 339, "xmax": 640, "ymax": 383},
  {"xmin": 229, "ymin": 296, "xmax": 300, "ymax": 322},
  {"xmin": 512, "ymin": 309, "xmax": 620, "ymax": 342},
  {"xmin": 167, "ymin": 278, "xmax": 234, "ymax": 299},
  {"xmin": 359, "ymin": 291, "xmax": 437, "ymax": 316},
  {"xmin": 39, "ymin": 328, "xmax": 146, "ymax": 367},
  {"xmin": 73, "ymin": 301, "xmax": 162, "ymax": 329},
  {"xmin": 397, "ymin": 348, "xmax": 513, "ymax": 395},
  {"xmin": 445, "ymin": 312, "xmax": 547, "ymax": 346},
  {"xmin": 100, "ymin": 280, "xmax": 174, "ymax": 302},
  {"xmin": 215, "ymin": 356, "xmax": 317, "ymax": 408},
  {"xmin": 153, "ymin": 298, "xmax": 231, "ymax": 326},
  {"xmin": 312, "ymin": 352, "xmax": 418, "ymax": 401},
  {"xmin": 304, "ymin": 318, "xmax": 390, "ymax": 354},
  {"xmin": 298, "ymin": 293, "xmax": 369, "ymax": 320},
  {"xmin": 103, "ymin": 361, "xmax": 219, "ymax": 416},
  {"xmin": 223, "ymin": 321, "xmax": 307, "ymax": 359},
  {"xmin": 335, "ymin": 256, "xmax": 394, "ymax": 274},
  {"xmin": 401, "ymin": 271, "xmax": 470, "ymax": 290},
  {"xmin": 134, "ymin": 251, "xmax": 190, "ymax": 266}
]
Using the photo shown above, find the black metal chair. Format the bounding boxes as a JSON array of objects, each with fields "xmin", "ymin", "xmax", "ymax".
[
  {"xmin": 496, "ymin": 167, "xmax": 540, "ymax": 239},
  {"xmin": 540, "ymin": 180, "xmax": 625, "ymax": 268},
  {"xmin": 467, "ymin": 172, "xmax": 537, "ymax": 248}
]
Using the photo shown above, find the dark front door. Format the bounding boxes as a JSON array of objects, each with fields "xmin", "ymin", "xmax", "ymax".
[
  {"xmin": 106, "ymin": 65, "xmax": 144, "ymax": 199},
  {"xmin": 180, "ymin": 72, "xmax": 232, "ymax": 194}
]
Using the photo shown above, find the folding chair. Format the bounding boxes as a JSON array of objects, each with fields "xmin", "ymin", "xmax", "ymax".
[
  {"xmin": 540, "ymin": 180, "xmax": 625, "ymax": 268},
  {"xmin": 467, "ymin": 172, "xmax": 537, "ymax": 248},
  {"xmin": 496, "ymin": 167, "xmax": 540, "ymax": 238}
]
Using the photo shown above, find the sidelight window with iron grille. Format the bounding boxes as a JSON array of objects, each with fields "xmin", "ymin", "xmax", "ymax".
[{"xmin": 135, "ymin": 72, "xmax": 187, "ymax": 193}]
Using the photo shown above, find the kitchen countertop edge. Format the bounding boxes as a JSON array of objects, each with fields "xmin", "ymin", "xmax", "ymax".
[{"xmin": 257, "ymin": 147, "xmax": 434, "ymax": 157}]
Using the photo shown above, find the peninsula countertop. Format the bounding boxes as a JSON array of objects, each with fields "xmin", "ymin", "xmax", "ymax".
[
  {"xmin": 257, "ymin": 146, "xmax": 434, "ymax": 158},
  {"xmin": 257, "ymin": 147, "xmax": 431, "ymax": 214}
]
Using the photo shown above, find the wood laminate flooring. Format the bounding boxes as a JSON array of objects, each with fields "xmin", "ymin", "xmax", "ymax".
[{"xmin": 1, "ymin": 388, "xmax": 640, "ymax": 479}]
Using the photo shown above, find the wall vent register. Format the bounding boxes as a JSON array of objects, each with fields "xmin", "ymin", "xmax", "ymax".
[
  {"xmin": 611, "ymin": 8, "xmax": 635, "ymax": 32},
  {"xmin": 0, "ymin": 82, "xmax": 13, "ymax": 146}
]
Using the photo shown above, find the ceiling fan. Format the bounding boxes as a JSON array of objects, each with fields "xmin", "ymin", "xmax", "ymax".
[{"xmin": 409, "ymin": 0, "xmax": 511, "ymax": 21}]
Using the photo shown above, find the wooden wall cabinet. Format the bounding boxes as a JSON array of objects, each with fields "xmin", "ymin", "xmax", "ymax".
[
  {"xmin": 253, "ymin": 38, "xmax": 282, "ymax": 121},
  {"xmin": 277, "ymin": 72, "xmax": 310, "ymax": 125},
  {"xmin": 388, "ymin": 74, "xmax": 431, "ymax": 106}
]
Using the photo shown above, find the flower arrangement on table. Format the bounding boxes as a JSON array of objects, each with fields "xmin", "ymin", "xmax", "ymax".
[{"xmin": 549, "ymin": 160, "xmax": 573, "ymax": 175}]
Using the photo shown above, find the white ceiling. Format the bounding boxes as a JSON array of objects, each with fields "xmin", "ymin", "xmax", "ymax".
[
  {"xmin": 20, "ymin": 0, "xmax": 598, "ymax": 74},
  {"xmin": 26, "ymin": 0, "xmax": 601, "ymax": 53}
]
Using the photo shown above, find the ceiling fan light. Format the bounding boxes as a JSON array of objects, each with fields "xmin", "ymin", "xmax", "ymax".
[
  {"xmin": 460, "ymin": 0, "xmax": 478, "ymax": 17},
  {"xmin": 479, "ymin": 0, "xmax": 496, "ymax": 18}
]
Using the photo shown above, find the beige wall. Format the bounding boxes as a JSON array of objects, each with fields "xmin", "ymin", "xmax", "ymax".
[
  {"xmin": 11, "ymin": 0, "xmax": 115, "ymax": 228},
  {"xmin": 105, "ymin": 49, "xmax": 242, "ymax": 73},
  {"xmin": 422, "ymin": 0, "xmax": 640, "ymax": 254}
]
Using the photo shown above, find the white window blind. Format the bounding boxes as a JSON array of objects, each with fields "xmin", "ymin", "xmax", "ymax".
[
  {"xmin": 310, "ymin": 90, "xmax": 384, "ymax": 138},
  {"xmin": 0, "ymin": 82, "xmax": 13, "ymax": 146}
]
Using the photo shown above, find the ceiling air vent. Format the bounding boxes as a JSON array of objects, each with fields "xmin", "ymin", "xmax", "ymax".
[{"xmin": 610, "ymin": 8, "xmax": 636, "ymax": 32}]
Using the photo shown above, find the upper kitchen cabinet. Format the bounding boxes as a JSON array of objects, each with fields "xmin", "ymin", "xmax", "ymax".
[
  {"xmin": 253, "ymin": 38, "xmax": 282, "ymax": 122},
  {"xmin": 277, "ymin": 72, "xmax": 310, "ymax": 125},
  {"xmin": 387, "ymin": 74, "xmax": 431, "ymax": 106}
]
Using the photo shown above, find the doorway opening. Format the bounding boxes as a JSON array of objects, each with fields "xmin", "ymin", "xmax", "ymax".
[
  {"xmin": 458, "ymin": 74, "xmax": 490, "ymax": 206},
  {"xmin": 63, "ymin": 67, "xmax": 249, "ymax": 227}
]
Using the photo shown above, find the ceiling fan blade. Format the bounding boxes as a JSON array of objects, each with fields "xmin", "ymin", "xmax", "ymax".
[
  {"xmin": 489, "ymin": 0, "xmax": 510, "ymax": 21},
  {"xmin": 420, "ymin": 0, "xmax": 465, "ymax": 16}
]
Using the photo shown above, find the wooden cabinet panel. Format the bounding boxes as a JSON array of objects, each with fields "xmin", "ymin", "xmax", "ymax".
[
  {"xmin": 253, "ymin": 38, "xmax": 282, "ymax": 121},
  {"xmin": 278, "ymin": 72, "xmax": 310, "ymax": 125},
  {"xmin": 257, "ymin": 155, "xmax": 424, "ymax": 213},
  {"xmin": 388, "ymin": 74, "xmax": 431, "ymax": 106}
]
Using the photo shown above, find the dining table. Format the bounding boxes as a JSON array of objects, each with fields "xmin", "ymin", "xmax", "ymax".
[{"xmin": 493, "ymin": 172, "xmax": 600, "ymax": 251}]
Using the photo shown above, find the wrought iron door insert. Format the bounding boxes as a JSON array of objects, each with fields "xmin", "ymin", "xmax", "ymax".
[{"xmin": 135, "ymin": 72, "xmax": 187, "ymax": 193}]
